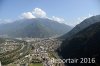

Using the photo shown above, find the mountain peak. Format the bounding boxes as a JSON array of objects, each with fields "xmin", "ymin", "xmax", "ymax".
[{"xmin": 0, "ymin": 18, "xmax": 72, "ymax": 38}]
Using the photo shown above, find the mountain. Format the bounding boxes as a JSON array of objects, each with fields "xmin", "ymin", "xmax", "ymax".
[
  {"xmin": 60, "ymin": 15, "xmax": 100, "ymax": 39},
  {"xmin": 0, "ymin": 18, "xmax": 72, "ymax": 38},
  {"xmin": 58, "ymin": 22, "xmax": 100, "ymax": 66}
]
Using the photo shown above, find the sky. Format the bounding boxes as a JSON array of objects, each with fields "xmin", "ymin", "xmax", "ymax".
[{"xmin": 0, "ymin": 0, "xmax": 100, "ymax": 26}]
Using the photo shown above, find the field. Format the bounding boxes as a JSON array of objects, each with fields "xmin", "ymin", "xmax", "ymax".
[{"xmin": 29, "ymin": 63, "xmax": 43, "ymax": 66}]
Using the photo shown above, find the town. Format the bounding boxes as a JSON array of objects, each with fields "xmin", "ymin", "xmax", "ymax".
[{"xmin": 0, "ymin": 38, "xmax": 64, "ymax": 66}]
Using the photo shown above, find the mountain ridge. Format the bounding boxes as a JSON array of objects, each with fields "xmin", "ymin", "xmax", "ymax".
[
  {"xmin": 58, "ymin": 22, "xmax": 100, "ymax": 66},
  {"xmin": 60, "ymin": 15, "xmax": 100, "ymax": 39},
  {"xmin": 0, "ymin": 18, "xmax": 72, "ymax": 38}
]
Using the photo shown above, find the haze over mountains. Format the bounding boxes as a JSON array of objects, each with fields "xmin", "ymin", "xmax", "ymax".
[{"xmin": 0, "ymin": 18, "xmax": 72, "ymax": 38}]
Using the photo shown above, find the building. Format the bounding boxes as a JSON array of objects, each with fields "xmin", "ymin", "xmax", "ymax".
[{"xmin": 0, "ymin": 61, "xmax": 1, "ymax": 66}]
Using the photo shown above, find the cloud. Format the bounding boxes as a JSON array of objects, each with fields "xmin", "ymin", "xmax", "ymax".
[
  {"xmin": 21, "ymin": 12, "xmax": 36, "ymax": 19},
  {"xmin": 77, "ymin": 17, "xmax": 88, "ymax": 23},
  {"xmin": 20, "ymin": 8, "xmax": 47, "ymax": 19},
  {"xmin": 77, "ymin": 14, "xmax": 93, "ymax": 23},
  {"xmin": 19, "ymin": 8, "xmax": 65, "ymax": 24},
  {"xmin": 32, "ymin": 8, "xmax": 47, "ymax": 18},
  {"xmin": 0, "ymin": 19, "xmax": 12, "ymax": 24},
  {"xmin": 66, "ymin": 14, "xmax": 94, "ymax": 27},
  {"xmin": 51, "ymin": 16, "xmax": 65, "ymax": 23}
]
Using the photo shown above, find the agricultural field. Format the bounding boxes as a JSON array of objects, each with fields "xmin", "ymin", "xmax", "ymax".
[{"xmin": 29, "ymin": 63, "xmax": 43, "ymax": 66}]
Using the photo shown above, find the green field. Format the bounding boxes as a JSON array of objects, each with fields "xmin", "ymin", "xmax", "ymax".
[
  {"xmin": 7, "ymin": 64, "xmax": 17, "ymax": 66},
  {"xmin": 29, "ymin": 63, "xmax": 43, "ymax": 66}
]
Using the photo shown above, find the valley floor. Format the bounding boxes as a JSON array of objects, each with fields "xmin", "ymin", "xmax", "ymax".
[{"xmin": 0, "ymin": 38, "xmax": 64, "ymax": 66}]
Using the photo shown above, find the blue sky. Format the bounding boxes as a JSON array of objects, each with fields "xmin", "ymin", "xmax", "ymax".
[{"xmin": 0, "ymin": 0, "xmax": 100, "ymax": 26}]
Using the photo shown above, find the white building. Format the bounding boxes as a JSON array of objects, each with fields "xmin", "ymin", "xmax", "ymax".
[{"xmin": 0, "ymin": 61, "xmax": 1, "ymax": 66}]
